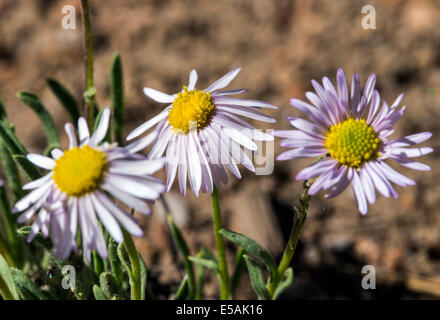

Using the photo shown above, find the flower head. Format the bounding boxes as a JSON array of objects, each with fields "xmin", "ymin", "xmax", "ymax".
[
  {"xmin": 127, "ymin": 68, "xmax": 277, "ymax": 196},
  {"xmin": 275, "ymin": 69, "xmax": 432, "ymax": 215},
  {"xmin": 12, "ymin": 108, "xmax": 165, "ymax": 261}
]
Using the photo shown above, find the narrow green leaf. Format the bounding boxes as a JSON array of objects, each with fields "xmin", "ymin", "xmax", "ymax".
[
  {"xmin": 138, "ymin": 252, "xmax": 147, "ymax": 300},
  {"xmin": 11, "ymin": 268, "xmax": 47, "ymax": 300},
  {"xmin": 109, "ymin": 238, "xmax": 123, "ymax": 286},
  {"xmin": 93, "ymin": 250, "xmax": 104, "ymax": 276},
  {"xmin": 220, "ymin": 228, "xmax": 277, "ymax": 279},
  {"xmin": 243, "ymin": 255, "xmax": 270, "ymax": 300},
  {"xmin": 0, "ymin": 122, "xmax": 27, "ymax": 156},
  {"xmin": 46, "ymin": 78, "xmax": 80, "ymax": 124},
  {"xmin": 0, "ymin": 255, "xmax": 19, "ymax": 300},
  {"xmin": 188, "ymin": 257, "xmax": 219, "ymax": 274},
  {"xmin": 230, "ymin": 247, "xmax": 246, "ymax": 298},
  {"xmin": 16, "ymin": 91, "xmax": 59, "ymax": 147},
  {"xmin": 93, "ymin": 285, "xmax": 109, "ymax": 300},
  {"xmin": 0, "ymin": 142, "xmax": 24, "ymax": 200},
  {"xmin": 0, "ymin": 97, "xmax": 8, "ymax": 125},
  {"xmin": 13, "ymin": 154, "xmax": 42, "ymax": 181},
  {"xmin": 174, "ymin": 275, "xmax": 189, "ymax": 300},
  {"xmin": 273, "ymin": 267, "xmax": 294, "ymax": 300},
  {"xmin": 110, "ymin": 53, "xmax": 124, "ymax": 144},
  {"xmin": 195, "ymin": 250, "xmax": 205, "ymax": 300},
  {"xmin": 99, "ymin": 272, "xmax": 121, "ymax": 300},
  {"xmin": 167, "ymin": 215, "xmax": 195, "ymax": 299}
]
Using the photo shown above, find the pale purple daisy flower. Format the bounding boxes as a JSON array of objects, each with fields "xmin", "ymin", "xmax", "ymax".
[
  {"xmin": 275, "ymin": 68, "xmax": 432, "ymax": 215},
  {"xmin": 127, "ymin": 68, "xmax": 276, "ymax": 196},
  {"xmin": 12, "ymin": 108, "xmax": 166, "ymax": 261}
]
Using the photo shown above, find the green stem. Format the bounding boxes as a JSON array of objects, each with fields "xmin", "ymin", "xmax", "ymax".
[
  {"xmin": 122, "ymin": 229, "xmax": 141, "ymax": 300},
  {"xmin": 80, "ymin": 0, "xmax": 95, "ymax": 128},
  {"xmin": 267, "ymin": 179, "xmax": 313, "ymax": 298},
  {"xmin": 211, "ymin": 186, "xmax": 229, "ymax": 300}
]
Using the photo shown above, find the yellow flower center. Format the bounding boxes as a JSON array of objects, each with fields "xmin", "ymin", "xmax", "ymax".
[
  {"xmin": 168, "ymin": 86, "xmax": 215, "ymax": 134},
  {"xmin": 325, "ymin": 118, "xmax": 380, "ymax": 168},
  {"xmin": 52, "ymin": 145, "xmax": 108, "ymax": 197}
]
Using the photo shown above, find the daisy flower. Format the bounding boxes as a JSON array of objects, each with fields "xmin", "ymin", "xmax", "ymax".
[
  {"xmin": 275, "ymin": 68, "xmax": 432, "ymax": 215},
  {"xmin": 12, "ymin": 108, "xmax": 165, "ymax": 261},
  {"xmin": 127, "ymin": 68, "xmax": 277, "ymax": 196}
]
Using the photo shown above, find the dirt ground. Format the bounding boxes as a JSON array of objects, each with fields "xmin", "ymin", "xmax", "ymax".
[{"xmin": 1, "ymin": 0, "xmax": 440, "ymax": 299}]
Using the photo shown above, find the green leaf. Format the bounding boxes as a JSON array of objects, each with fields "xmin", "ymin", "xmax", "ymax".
[
  {"xmin": 273, "ymin": 267, "xmax": 294, "ymax": 300},
  {"xmin": 138, "ymin": 252, "xmax": 147, "ymax": 300},
  {"xmin": 11, "ymin": 268, "xmax": 47, "ymax": 300},
  {"xmin": 243, "ymin": 255, "xmax": 270, "ymax": 300},
  {"xmin": 0, "ymin": 255, "xmax": 19, "ymax": 300},
  {"xmin": 167, "ymin": 215, "xmax": 195, "ymax": 299},
  {"xmin": 110, "ymin": 53, "xmax": 124, "ymax": 145},
  {"xmin": 188, "ymin": 256, "xmax": 219, "ymax": 274},
  {"xmin": 93, "ymin": 250, "xmax": 104, "ymax": 276},
  {"xmin": 93, "ymin": 285, "xmax": 109, "ymax": 300},
  {"xmin": 16, "ymin": 91, "xmax": 60, "ymax": 147},
  {"xmin": 0, "ymin": 143, "xmax": 23, "ymax": 200},
  {"xmin": 109, "ymin": 238, "xmax": 123, "ymax": 286},
  {"xmin": 220, "ymin": 228, "xmax": 277, "ymax": 279},
  {"xmin": 0, "ymin": 122, "xmax": 27, "ymax": 156},
  {"xmin": 195, "ymin": 250, "xmax": 205, "ymax": 300},
  {"xmin": 230, "ymin": 247, "xmax": 246, "ymax": 298},
  {"xmin": 99, "ymin": 272, "xmax": 121, "ymax": 300},
  {"xmin": 117, "ymin": 242, "xmax": 148, "ymax": 299},
  {"xmin": 13, "ymin": 154, "xmax": 42, "ymax": 181},
  {"xmin": 46, "ymin": 78, "xmax": 80, "ymax": 125},
  {"xmin": 0, "ymin": 97, "xmax": 7, "ymax": 124},
  {"xmin": 174, "ymin": 275, "xmax": 189, "ymax": 300}
]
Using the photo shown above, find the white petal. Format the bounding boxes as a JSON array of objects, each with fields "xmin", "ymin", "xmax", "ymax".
[
  {"xmin": 188, "ymin": 69, "xmax": 198, "ymax": 90},
  {"xmin": 213, "ymin": 96, "xmax": 277, "ymax": 109},
  {"xmin": 352, "ymin": 171, "xmax": 368, "ymax": 215},
  {"xmin": 143, "ymin": 87, "xmax": 176, "ymax": 103},
  {"xmin": 95, "ymin": 190, "xmax": 143, "ymax": 237},
  {"xmin": 90, "ymin": 193, "xmax": 123, "ymax": 242},
  {"xmin": 51, "ymin": 148, "xmax": 64, "ymax": 159},
  {"xmin": 206, "ymin": 67, "xmax": 241, "ymax": 92},
  {"xmin": 89, "ymin": 108, "xmax": 111, "ymax": 147},
  {"xmin": 217, "ymin": 105, "xmax": 276, "ymax": 123},
  {"xmin": 27, "ymin": 154, "xmax": 55, "ymax": 170},
  {"xmin": 127, "ymin": 111, "xmax": 169, "ymax": 141},
  {"xmin": 102, "ymin": 182, "xmax": 151, "ymax": 215},
  {"xmin": 12, "ymin": 181, "xmax": 53, "ymax": 213},
  {"xmin": 109, "ymin": 158, "xmax": 166, "ymax": 176},
  {"xmin": 78, "ymin": 117, "xmax": 90, "ymax": 145},
  {"xmin": 64, "ymin": 123, "xmax": 77, "ymax": 148},
  {"xmin": 187, "ymin": 133, "xmax": 202, "ymax": 196},
  {"xmin": 22, "ymin": 173, "xmax": 53, "ymax": 190},
  {"xmin": 105, "ymin": 174, "xmax": 164, "ymax": 200}
]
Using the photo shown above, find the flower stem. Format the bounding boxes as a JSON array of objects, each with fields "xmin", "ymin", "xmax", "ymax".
[
  {"xmin": 267, "ymin": 179, "xmax": 313, "ymax": 298},
  {"xmin": 211, "ymin": 186, "xmax": 229, "ymax": 300},
  {"xmin": 122, "ymin": 229, "xmax": 142, "ymax": 300},
  {"xmin": 80, "ymin": 0, "xmax": 95, "ymax": 129}
]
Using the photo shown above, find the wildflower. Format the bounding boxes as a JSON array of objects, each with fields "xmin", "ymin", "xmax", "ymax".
[
  {"xmin": 127, "ymin": 68, "xmax": 276, "ymax": 196},
  {"xmin": 275, "ymin": 69, "xmax": 432, "ymax": 214},
  {"xmin": 12, "ymin": 109, "xmax": 165, "ymax": 260}
]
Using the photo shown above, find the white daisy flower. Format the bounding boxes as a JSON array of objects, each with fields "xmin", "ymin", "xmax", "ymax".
[
  {"xmin": 127, "ymin": 68, "xmax": 277, "ymax": 196},
  {"xmin": 12, "ymin": 108, "xmax": 166, "ymax": 261}
]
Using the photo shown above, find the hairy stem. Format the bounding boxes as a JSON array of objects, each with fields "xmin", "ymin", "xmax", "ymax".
[
  {"xmin": 211, "ymin": 186, "xmax": 229, "ymax": 300},
  {"xmin": 267, "ymin": 179, "xmax": 313, "ymax": 298},
  {"xmin": 80, "ymin": 0, "xmax": 95, "ymax": 128}
]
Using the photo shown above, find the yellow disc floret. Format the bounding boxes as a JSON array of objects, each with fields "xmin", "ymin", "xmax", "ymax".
[
  {"xmin": 53, "ymin": 145, "xmax": 108, "ymax": 196},
  {"xmin": 325, "ymin": 118, "xmax": 380, "ymax": 168},
  {"xmin": 168, "ymin": 86, "xmax": 215, "ymax": 134}
]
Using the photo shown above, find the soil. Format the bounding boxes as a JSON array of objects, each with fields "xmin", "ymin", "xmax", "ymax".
[{"xmin": 1, "ymin": 0, "xmax": 440, "ymax": 299}]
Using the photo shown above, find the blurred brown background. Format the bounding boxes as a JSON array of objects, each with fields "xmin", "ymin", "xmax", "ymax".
[{"xmin": 0, "ymin": 0, "xmax": 439, "ymax": 299}]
